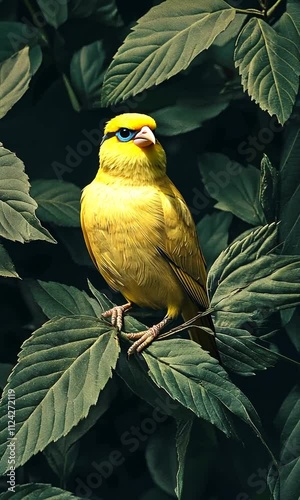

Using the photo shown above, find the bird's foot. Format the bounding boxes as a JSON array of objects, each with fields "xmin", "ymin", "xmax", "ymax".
[
  {"xmin": 127, "ymin": 316, "xmax": 170, "ymax": 355},
  {"xmin": 102, "ymin": 302, "xmax": 132, "ymax": 331}
]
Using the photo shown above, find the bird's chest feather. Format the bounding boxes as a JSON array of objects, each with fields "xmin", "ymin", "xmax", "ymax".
[{"xmin": 81, "ymin": 180, "xmax": 165, "ymax": 284}]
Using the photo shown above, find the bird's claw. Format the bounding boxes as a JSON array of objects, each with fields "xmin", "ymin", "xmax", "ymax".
[
  {"xmin": 127, "ymin": 325, "xmax": 160, "ymax": 355},
  {"xmin": 102, "ymin": 303, "xmax": 131, "ymax": 331}
]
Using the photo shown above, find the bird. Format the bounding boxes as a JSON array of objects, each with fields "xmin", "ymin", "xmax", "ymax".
[{"xmin": 80, "ymin": 113, "xmax": 219, "ymax": 359}]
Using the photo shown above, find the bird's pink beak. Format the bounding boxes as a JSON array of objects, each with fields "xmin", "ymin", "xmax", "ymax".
[{"xmin": 133, "ymin": 126, "xmax": 156, "ymax": 147}]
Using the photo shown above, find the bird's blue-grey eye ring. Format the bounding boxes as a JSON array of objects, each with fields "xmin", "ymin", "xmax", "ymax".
[{"xmin": 115, "ymin": 128, "xmax": 137, "ymax": 142}]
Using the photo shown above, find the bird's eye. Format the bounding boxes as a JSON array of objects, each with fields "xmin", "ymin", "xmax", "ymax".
[{"xmin": 115, "ymin": 128, "xmax": 136, "ymax": 142}]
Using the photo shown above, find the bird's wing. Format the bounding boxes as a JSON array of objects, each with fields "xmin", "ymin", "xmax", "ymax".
[{"xmin": 157, "ymin": 178, "xmax": 209, "ymax": 310}]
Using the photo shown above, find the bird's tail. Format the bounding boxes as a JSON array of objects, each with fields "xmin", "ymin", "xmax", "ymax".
[{"xmin": 182, "ymin": 300, "xmax": 220, "ymax": 361}]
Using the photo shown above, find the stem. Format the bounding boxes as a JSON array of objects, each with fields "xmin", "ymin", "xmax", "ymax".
[
  {"xmin": 267, "ymin": 0, "xmax": 283, "ymax": 17},
  {"xmin": 235, "ymin": 7, "xmax": 265, "ymax": 17},
  {"xmin": 23, "ymin": 0, "xmax": 49, "ymax": 46}
]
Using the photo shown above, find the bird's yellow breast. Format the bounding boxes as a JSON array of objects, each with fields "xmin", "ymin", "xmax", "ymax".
[{"xmin": 81, "ymin": 172, "xmax": 185, "ymax": 315}]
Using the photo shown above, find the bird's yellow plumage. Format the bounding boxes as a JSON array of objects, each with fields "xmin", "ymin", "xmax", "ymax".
[{"xmin": 80, "ymin": 113, "xmax": 219, "ymax": 359}]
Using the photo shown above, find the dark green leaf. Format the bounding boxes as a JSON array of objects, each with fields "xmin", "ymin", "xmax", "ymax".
[
  {"xmin": 0, "ymin": 316, "xmax": 120, "ymax": 472},
  {"xmin": 70, "ymin": 41, "xmax": 106, "ymax": 110},
  {"xmin": 29, "ymin": 280, "xmax": 103, "ymax": 319},
  {"xmin": 44, "ymin": 378, "xmax": 118, "ymax": 481},
  {"xmin": 209, "ymin": 224, "xmax": 300, "ymax": 328},
  {"xmin": 30, "ymin": 179, "xmax": 81, "ymax": 227},
  {"xmin": 284, "ymin": 307, "xmax": 300, "ymax": 352},
  {"xmin": 0, "ymin": 244, "xmax": 19, "ymax": 278},
  {"xmin": 146, "ymin": 421, "xmax": 177, "ymax": 496},
  {"xmin": 0, "ymin": 22, "xmax": 40, "ymax": 62},
  {"xmin": 259, "ymin": 154, "xmax": 278, "ymax": 223},
  {"xmin": 55, "ymin": 227, "xmax": 93, "ymax": 267},
  {"xmin": 70, "ymin": 0, "xmax": 123, "ymax": 27},
  {"xmin": 29, "ymin": 45, "xmax": 43, "ymax": 76},
  {"xmin": 286, "ymin": 0, "xmax": 300, "ymax": 34},
  {"xmin": 36, "ymin": 0, "xmax": 68, "ymax": 28},
  {"xmin": 196, "ymin": 210, "xmax": 233, "ymax": 269},
  {"xmin": 268, "ymin": 385, "xmax": 300, "ymax": 500},
  {"xmin": 234, "ymin": 18, "xmax": 300, "ymax": 125},
  {"xmin": 199, "ymin": 153, "xmax": 266, "ymax": 225},
  {"xmin": 152, "ymin": 101, "xmax": 228, "ymax": 136},
  {"xmin": 0, "ymin": 147, "xmax": 55, "ymax": 243},
  {"xmin": 142, "ymin": 339, "xmax": 261, "ymax": 437},
  {"xmin": 101, "ymin": 0, "xmax": 236, "ymax": 105},
  {"xmin": 216, "ymin": 327, "xmax": 279, "ymax": 376},
  {"xmin": 175, "ymin": 418, "xmax": 193, "ymax": 499},
  {"xmin": 279, "ymin": 123, "xmax": 300, "ymax": 254},
  {"xmin": 117, "ymin": 342, "xmax": 190, "ymax": 420},
  {"xmin": 0, "ymin": 483, "xmax": 82, "ymax": 499},
  {"xmin": 0, "ymin": 47, "xmax": 31, "ymax": 119}
]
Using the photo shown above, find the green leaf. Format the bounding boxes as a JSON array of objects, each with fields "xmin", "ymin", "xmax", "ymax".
[
  {"xmin": 234, "ymin": 17, "xmax": 300, "ymax": 125},
  {"xmin": 175, "ymin": 419, "xmax": 193, "ymax": 499},
  {"xmin": 29, "ymin": 45, "xmax": 43, "ymax": 76},
  {"xmin": 44, "ymin": 378, "xmax": 117, "ymax": 482},
  {"xmin": 101, "ymin": 0, "xmax": 236, "ymax": 105},
  {"xmin": 196, "ymin": 210, "xmax": 232, "ymax": 269},
  {"xmin": 29, "ymin": 280, "xmax": 103, "ymax": 319},
  {"xmin": 0, "ymin": 244, "xmax": 19, "ymax": 278},
  {"xmin": 0, "ymin": 147, "xmax": 55, "ymax": 243},
  {"xmin": 142, "ymin": 339, "xmax": 261, "ymax": 438},
  {"xmin": 0, "ymin": 316, "xmax": 120, "ymax": 472},
  {"xmin": 259, "ymin": 154, "xmax": 278, "ymax": 223},
  {"xmin": 216, "ymin": 327, "xmax": 279, "ymax": 376},
  {"xmin": 284, "ymin": 307, "xmax": 300, "ymax": 352},
  {"xmin": 279, "ymin": 123, "xmax": 300, "ymax": 254},
  {"xmin": 208, "ymin": 224, "xmax": 300, "ymax": 328},
  {"xmin": 268, "ymin": 385, "xmax": 300, "ymax": 500},
  {"xmin": 0, "ymin": 22, "xmax": 40, "ymax": 62},
  {"xmin": 55, "ymin": 227, "xmax": 93, "ymax": 267},
  {"xmin": 199, "ymin": 153, "xmax": 266, "ymax": 225},
  {"xmin": 0, "ymin": 47, "xmax": 31, "ymax": 119},
  {"xmin": 152, "ymin": 100, "xmax": 228, "ymax": 136},
  {"xmin": 70, "ymin": 0, "xmax": 123, "ymax": 27},
  {"xmin": 146, "ymin": 421, "xmax": 177, "ymax": 496},
  {"xmin": 175, "ymin": 419, "xmax": 218, "ymax": 499},
  {"xmin": 0, "ymin": 483, "xmax": 82, "ymax": 499},
  {"xmin": 286, "ymin": 0, "xmax": 300, "ymax": 34},
  {"xmin": 116, "ymin": 343, "xmax": 190, "ymax": 420},
  {"xmin": 36, "ymin": 0, "xmax": 68, "ymax": 28},
  {"xmin": 0, "ymin": 363, "xmax": 13, "ymax": 389},
  {"xmin": 70, "ymin": 40, "xmax": 106, "ymax": 109},
  {"xmin": 30, "ymin": 179, "xmax": 81, "ymax": 227}
]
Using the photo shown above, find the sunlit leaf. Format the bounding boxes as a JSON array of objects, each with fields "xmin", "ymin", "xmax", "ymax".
[
  {"xmin": 235, "ymin": 17, "xmax": 300, "ymax": 124},
  {"xmin": 209, "ymin": 224, "xmax": 300, "ymax": 328},
  {"xmin": 0, "ymin": 316, "xmax": 120, "ymax": 472},
  {"xmin": 0, "ymin": 47, "xmax": 31, "ymax": 119},
  {"xmin": 29, "ymin": 280, "xmax": 103, "ymax": 319},
  {"xmin": 0, "ymin": 244, "xmax": 19, "ymax": 278},
  {"xmin": 142, "ymin": 339, "xmax": 261, "ymax": 438},
  {"xmin": 0, "ymin": 147, "xmax": 55, "ymax": 243},
  {"xmin": 102, "ymin": 0, "xmax": 235, "ymax": 105}
]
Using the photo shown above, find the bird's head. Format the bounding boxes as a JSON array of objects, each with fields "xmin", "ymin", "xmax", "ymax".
[{"xmin": 98, "ymin": 113, "xmax": 166, "ymax": 182}]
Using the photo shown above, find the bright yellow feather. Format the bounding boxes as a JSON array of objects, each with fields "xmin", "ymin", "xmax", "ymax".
[{"xmin": 80, "ymin": 113, "xmax": 219, "ymax": 359}]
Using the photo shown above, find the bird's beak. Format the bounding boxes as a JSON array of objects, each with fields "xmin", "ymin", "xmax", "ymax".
[{"xmin": 133, "ymin": 126, "xmax": 156, "ymax": 147}]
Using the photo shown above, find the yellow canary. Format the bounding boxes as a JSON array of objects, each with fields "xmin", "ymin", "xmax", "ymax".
[{"xmin": 80, "ymin": 113, "xmax": 219, "ymax": 359}]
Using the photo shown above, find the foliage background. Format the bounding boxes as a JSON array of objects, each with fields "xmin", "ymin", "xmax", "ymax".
[{"xmin": 0, "ymin": 0, "xmax": 299, "ymax": 499}]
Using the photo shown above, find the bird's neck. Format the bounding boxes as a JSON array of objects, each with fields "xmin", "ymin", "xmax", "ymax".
[{"xmin": 97, "ymin": 147, "xmax": 167, "ymax": 185}]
